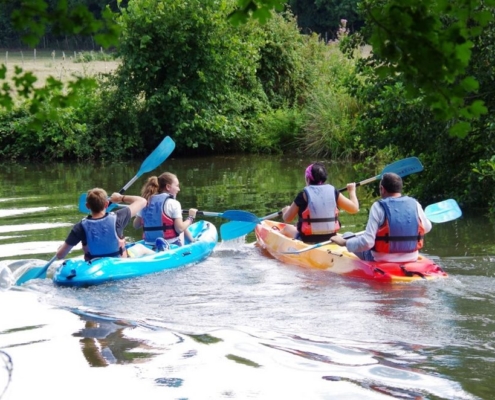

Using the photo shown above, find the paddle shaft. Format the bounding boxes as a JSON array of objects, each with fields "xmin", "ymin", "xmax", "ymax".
[
  {"xmin": 79, "ymin": 136, "xmax": 175, "ymax": 213},
  {"xmin": 109, "ymin": 136, "xmax": 175, "ymax": 204},
  {"xmin": 182, "ymin": 210, "xmax": 224, "ymax": 218}
]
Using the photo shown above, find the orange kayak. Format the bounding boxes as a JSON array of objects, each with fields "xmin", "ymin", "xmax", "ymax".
[{"xmin": 255, "ymin": 220, "xmax": 448, "ymax": 283}]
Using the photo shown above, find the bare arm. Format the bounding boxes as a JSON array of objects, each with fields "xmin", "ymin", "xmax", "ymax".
[
  {"xmin": 56, "ymin": 242, "xmax": 73, "ymax": 260},
  {"xmin": 337, "ymin": 183, "xmax": 359, "ymax": 214},
  {"xmin": 109, "ymin": 193, "xmax": 147, "ymax": 217},
  {"xmin": 282, "ymin": 203, "xmax": 298, "ymax": 223},
  {"xmin": 173, "ymin": 208, "xmax": 198, "ymax": 233}
]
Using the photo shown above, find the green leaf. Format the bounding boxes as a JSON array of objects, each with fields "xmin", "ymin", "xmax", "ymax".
[
  {"xmin": 449, "ymin": 120, "xmax": 471, "ymax": 138},
  {"xmin": 460, "ymin": 76, "xmax": 479, "ymax": 91}
]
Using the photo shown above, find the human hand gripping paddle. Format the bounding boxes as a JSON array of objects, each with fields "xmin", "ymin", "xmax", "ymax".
[
  {"xmin": 219, "ymin": 157, "xmax": 424, "ymax": 241},
  {"xmin": 282, "ymin": 199, "xmax": 462, "ymax": 255},
  {"xmin": 15, "ymin": 136, "xmax": 176, "ymax": 286},
  {"xmin": 78, "ymin": 136, "xmax": 176, "ymax": 214}
]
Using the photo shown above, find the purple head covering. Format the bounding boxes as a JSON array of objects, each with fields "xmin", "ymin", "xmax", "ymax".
[{"xmin": 305, "ymin": 164, "xmax": 314, "ymax": 182}]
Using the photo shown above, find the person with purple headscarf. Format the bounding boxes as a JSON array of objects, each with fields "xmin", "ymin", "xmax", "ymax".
[{"xmin": 280, "ymin": 162, "xmax": 359, "ymax": 243}]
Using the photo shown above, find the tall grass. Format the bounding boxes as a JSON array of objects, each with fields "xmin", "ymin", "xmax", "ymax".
[{"xmin": 299, "ymin": 43, "xmax": 362, "ymax": 161}]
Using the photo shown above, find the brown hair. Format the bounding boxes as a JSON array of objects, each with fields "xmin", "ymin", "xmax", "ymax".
[
  {"xmin": 86, "ymin": 188, "xmax": 108, "ymax": 213},
  {"xmin": 140, "ymin": 172, "xmax": 177, "ymax": 201}
]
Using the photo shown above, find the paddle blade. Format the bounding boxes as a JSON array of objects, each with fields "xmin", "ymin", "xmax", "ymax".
[
  {"xmin": 425, "ymin": 199, "xmax": 462, "ymax": 223},
  {"xmin": 220, "ymin": 221, "xmax": 258, "ymax": 240},
  {"xmin": 340, "ymin": 157, "xmax": 424, "ymax": 192},
  {"xmin": 382, "ymin": 157, "xmax": 424, "ymax": 178},
  {"xmin": 15, "ymin": 267, "xmax": 46, "ymax": 286},
  {"xmin": 15, "ymin": 256, "xmax": 57, "ymax": 286},
  {"xmin": 221, "ymin": 210, "xmax": 260, "ymax": 223},
  {"xmin": 137, "ymin": 136, "xmax": 176, "ymax": 177}
]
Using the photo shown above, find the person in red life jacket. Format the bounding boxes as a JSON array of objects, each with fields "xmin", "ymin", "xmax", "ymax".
[
  {"xmin": 280, "ymin": 162, "xmax": 359, "ymax": 243},
  {"xmin": 56, "ymin": 188, "xmax": 147, "ymax": 261},
  {"xmin": 133, "ymin": 172, "xmax": 197, "ymax": 247},
  {"xmin": 330, "ymin": 172, "xmax": 432, "ymax": 262}
]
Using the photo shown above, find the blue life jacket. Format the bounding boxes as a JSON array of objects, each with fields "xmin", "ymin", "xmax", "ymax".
[
  {"xmin": 374, "ymin": 196, "xmax": 425, "ymax": 253},
  {"xmin": 141, "ymin": 193, "xmax": 178, "ymax": 244},
  {"xmin": 81, "ymin": 213, "xmax": 123, "ymax": 260}
]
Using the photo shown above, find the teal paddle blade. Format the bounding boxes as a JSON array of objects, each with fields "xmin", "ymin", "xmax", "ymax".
[
  {"xmin": 425, "ymin": 199, "xmax": 462, "ymax": 223},
  {"xmin": 220, "ymin": 221, "xmax": 258, "ymax": 240},
  {"xmin": 382, "ymin": 157, "xmax": 424, "ymax": 177},
  {"xmin": 221, "ymin": 210, "xmax": 259, "ymax": 223},
  {"xmin": 15, "ymin": 256, "xmax": 57, "ymax": 285}
]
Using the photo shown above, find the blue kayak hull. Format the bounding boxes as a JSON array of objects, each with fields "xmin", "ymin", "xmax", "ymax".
[{"xmin": 53, "ymin": 220, "xmax": 217, "ymax": 287}]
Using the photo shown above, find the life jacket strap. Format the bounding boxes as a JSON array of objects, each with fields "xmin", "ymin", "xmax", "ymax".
[
  {"xmin": 375, "ymin": 234, "xmax": 425, "ymax": 243},
  {"xmin": 301, "ymin": 217, "xmax": 337, "ymax": 223},
  {"xmin": 143, "ymin": 224, "xmax": 175, "ymax": 231}
]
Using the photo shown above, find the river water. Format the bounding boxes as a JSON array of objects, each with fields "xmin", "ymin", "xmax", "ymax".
[{"xmin": 0, "ymin": 155, "xmax": 494, "ymax": 400}]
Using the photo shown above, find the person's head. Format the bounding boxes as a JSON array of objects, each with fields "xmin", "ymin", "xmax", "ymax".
[
  {"xmin": 380, "ymin": 172, "xmax": 403, "ymax": 196},
  {"xmin": 141, "ymin": 172, "xmax": 179, "ymax": 201},
  {"xmin": 305, "ymin": 162, "xmax": 327, "ymax": 185},
  {"xmin": 86, "ymin": 188, "xmax": 108, "ymax": 213}
]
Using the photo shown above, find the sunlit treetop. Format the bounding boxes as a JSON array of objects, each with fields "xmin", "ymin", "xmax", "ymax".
[{"xmin": 230, "ymin": 0, "xmax": 495, "ymax": 138}]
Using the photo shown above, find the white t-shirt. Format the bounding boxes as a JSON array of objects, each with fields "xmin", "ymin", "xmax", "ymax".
[{"xmin": 162, "ymin": 197, "xmax": 182, "ymax": 219}]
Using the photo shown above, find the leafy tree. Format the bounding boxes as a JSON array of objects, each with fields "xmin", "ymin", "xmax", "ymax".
[
  {"xmin": 232, "ymin": 0, "xmax": 495, "ymax": 138},
  {"xmin": 346, "ymin": 10, "xmax": 495, "ymax": 212},
  {"xmin": 115, "ymin": 0, "xmax": 269, "ymax": 152}
]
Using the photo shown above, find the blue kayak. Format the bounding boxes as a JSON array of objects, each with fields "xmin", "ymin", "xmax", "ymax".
[{"xmin": 52, "ymin": 220, "xmax": 217, "ymax": 287}]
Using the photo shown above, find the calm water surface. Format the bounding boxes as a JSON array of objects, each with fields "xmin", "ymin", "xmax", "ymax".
[{"xmin": 0, "ymin": 155, "xmax": 494, "ymax": 400}]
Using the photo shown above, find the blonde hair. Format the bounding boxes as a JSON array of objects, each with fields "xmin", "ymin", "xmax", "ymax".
[
  {"xmin": 86, "ymin": 188, "xmax": 108, "ymax": 213},
  {"xmin": 140, "ymin": 172, "xmax": 177, "ymax": 201}
]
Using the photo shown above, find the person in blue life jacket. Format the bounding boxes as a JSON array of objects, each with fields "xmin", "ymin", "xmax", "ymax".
[
  {"xmin": 280, "ymin": 162, "xmax": 359, "ymax": 244},
  {"xmin": 56, "ymin": 188, "xmax": 147, "ymax": 261},
  {"xmin": 330, "ymin": 172, "xmax": 432, "ymax": 262},
  {"xmin": 132, "ymin": 172, "xmax": 197, "ymax": 248}
]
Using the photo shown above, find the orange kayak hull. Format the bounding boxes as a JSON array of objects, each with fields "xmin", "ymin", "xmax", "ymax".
[{"xmin": 255, "ymin": 220, "xmax": 448, "ymax": 283}]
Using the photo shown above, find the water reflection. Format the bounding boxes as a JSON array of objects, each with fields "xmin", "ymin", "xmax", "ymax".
[{"xmin": 72, "ymin": 311, "xmax": 160, "ymax": 367}]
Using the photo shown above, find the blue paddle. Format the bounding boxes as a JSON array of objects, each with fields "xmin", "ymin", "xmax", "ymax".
[
  {"xmin": 14, "ymin": 255, "xmax": 58, "ymax": 286},
  {"xmin": 424, "ymin": 198, "xmax": 462, "ymax": 223},
  {"xmin": 338, "ymin": 156, "xmax": 423, "ymax": 191},
  {"xmin": 283, "ymin": 199, "xmax": 462, "ymax": 254},
  {"xmin": 220, "ymin": 211, "xmax": 282, "ymax": 240},
  {"xmin": 78, "ymin": 136, "xmax": 176, "ymax": 214},
  {"xmin": 220, "ymin": 157, "xmax": 424, "ymax": 241}
]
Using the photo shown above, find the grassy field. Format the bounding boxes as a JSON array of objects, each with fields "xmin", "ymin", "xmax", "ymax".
[{"xmin": 1, "ymin": 49, "xmax": 119, "ymax": 87}]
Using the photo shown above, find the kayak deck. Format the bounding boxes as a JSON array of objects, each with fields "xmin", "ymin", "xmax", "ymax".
[
  {"xmin": 53, "ymin": 220, "xmax": 217, "ymax": 287},
  {"xmin": 255, "ymin": 220, "xmax": 447, "ymax": 283}
]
